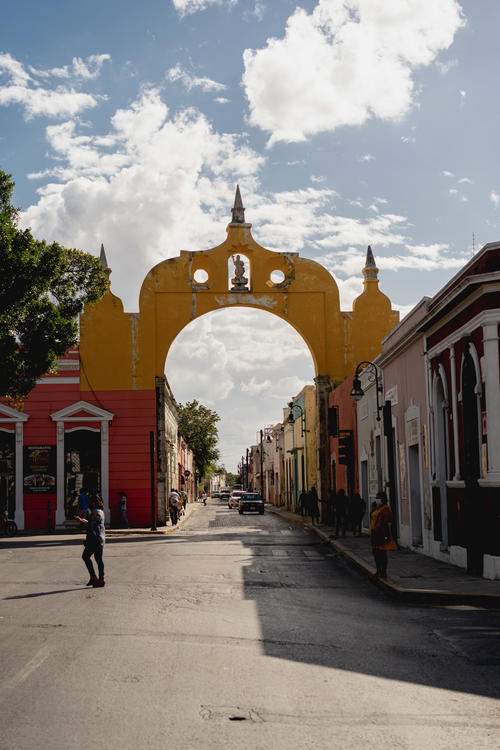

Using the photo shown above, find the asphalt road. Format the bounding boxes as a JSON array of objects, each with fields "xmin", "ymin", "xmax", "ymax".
[{"xmin": 1, "ymin": 501, "xmax": 500, "ymax": 750}]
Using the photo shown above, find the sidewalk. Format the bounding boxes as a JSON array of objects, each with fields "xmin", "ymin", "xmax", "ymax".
[
  {"xmin": 106, "ymin": 501, "xmax": 201, "ymax": 536},
  {"xmin": 268, "ymin": 505, "xmax": 500, "ymax": 608}
]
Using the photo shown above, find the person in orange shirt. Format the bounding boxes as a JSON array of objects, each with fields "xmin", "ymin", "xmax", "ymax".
[{"xmin": 370, "ymin": 491, "xmax": 397, "ymax": 577}]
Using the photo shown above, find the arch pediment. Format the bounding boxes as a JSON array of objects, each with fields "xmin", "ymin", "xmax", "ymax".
[{"xmin": 50, "ymin": 400, "xmax": 114, "ymax": 422}]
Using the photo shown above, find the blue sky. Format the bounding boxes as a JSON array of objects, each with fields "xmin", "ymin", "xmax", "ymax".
[{"xmin": 1, "ymin": 1, "xmax": 499, "ymax": 471}]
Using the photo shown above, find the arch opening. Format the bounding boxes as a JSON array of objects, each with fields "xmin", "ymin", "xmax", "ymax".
[{"xmin": 165, "ymin": 307, "xmax": 315, "ymax": 472}]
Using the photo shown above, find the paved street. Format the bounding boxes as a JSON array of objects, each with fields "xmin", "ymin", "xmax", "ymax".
[{"xmin": 1, "ymin": 501, "xmax": 500, "ymax": 750}]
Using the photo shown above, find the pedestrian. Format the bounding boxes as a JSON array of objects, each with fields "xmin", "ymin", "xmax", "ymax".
[
  {"xmin": 168, "ymin": 488, "xmax": 181, "ymax": 525},
  {"xmin": 350, "ymin": 492, "xmax": 366, "ymax": 536},
  {"xmin": 118, "ymin": 492, "xmax": 128, "ymax": 528},
  {"xmin": 77, "ymin": 488, "xmax": 90, "ymax": 521},
  {"xmin": 370, "ymin": 491, "xmax": 397, "ymax": 577},
  {"xmin": 298, "ymin": 488, "xmax": 309, "ymax": 518},
  {"xmin": 74, "ymin": 496, "xmax": 106, "ymax": 587},
  {"xmin": 325, "ymin": 487, "xmax": 336, "ymax": 526},
  {"xmin": 308, "ymin": 486, "xmax": 320, "ymax": 526},
  {"xmin": 333, "ymin": 489, "xmax": 348, "ymax": 537},
  {"xmin": 180, "ymin": 489, "xmax": 187, "ymax": 511}
]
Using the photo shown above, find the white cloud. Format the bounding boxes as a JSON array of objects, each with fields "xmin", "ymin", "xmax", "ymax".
[
  {"xmin": 215, "ymin": 97, "xmax": 230, "ymax": 104},
  {"xmin": 171, "ymin": 0, "xmax": 237, "ymax": 16},
  {"xmin": 242, "ymin": 0, "xmax": 465, "ymax": 144},
  {"xmin": 167, "ymin": 64, "xmax": 227, "ymax": 92},
  {"xmin": 241, "ymin": 376, "xmax": 273, "ymax": 396},
  {"xmin": 0, "ymin": 52, "xmax": 107, "ymax": 119},
  {"xmin": 245, "ymin": 1, "xmax": 265, "ymax": 22},
  {"xmin": 357, "ymin": 154, "xmax": 375, "ymax": 162},
  {"xmin": 435, "ymin": 57, "xmax": 458, "ymax": 74},
  {"xmin": 29, "ymin": 54, "xmax": 110, "ymax": 80},
  {"xmin": 401, "ymin": 135, "xmax": 416, "ymax": 143},
  {"xmin": 314, "ymin": 212, "xmax": 408, "ymax": 250},
  {"xmin": 318, "ymin": 242, "xmax": 468, "ymax": 278},
  {"xmin": 310, "ymin": 175, "xmax": 327, "ymax": 183},
  {"xmin": 457, "ymin": 176, "xmax": 472, "ymax": 184},
  {"xmin": 20, "ymin": 88, "xmax": 265, "ymax": 309},
  {"xmin": 491, "ymin": 191, "xmax": 500, "ymax": 208},
  {"xmin": 440, "ymin": 170, "xmax": 454, "ymax": 177}
]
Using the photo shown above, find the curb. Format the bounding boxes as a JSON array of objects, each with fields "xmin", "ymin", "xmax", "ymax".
[
  {"xmin": 106, "ymin": 502, "xmax": 201, "ymax": 536},
  {"xmin": 268, "ymin": 506, "xmax": 500, "ymax": 609}
]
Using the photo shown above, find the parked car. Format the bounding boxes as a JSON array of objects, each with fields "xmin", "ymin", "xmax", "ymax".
[
  {"xmin": 238, "ymin": 492, "xmax": 264, "ymax": 515},
  {"xmin": 220, "ymin": 489, "xmax": 231, "ymax": 502},
  {"xmin": 228, "ymin": 490, "xmax": 245, "ymax": 508}
]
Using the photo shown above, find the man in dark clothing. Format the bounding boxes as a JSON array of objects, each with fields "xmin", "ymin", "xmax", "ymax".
[
  {"xmin": 325, "ymin": 488, "xmax": 336, "ymax": 526},
  {"xmin": 350, "ymin": 492, "xmax": 366, "ymax": 536},
  {"xmin": 308, "ymin": 486, "xmax": 320, "ymax": 526},
  {"xmin": 334, "ymin": 489, "xmax": 349, "ymax": 538},
  {"xmin": 298, "ymin": 489, "xmax": 309, "ymax": 518}
]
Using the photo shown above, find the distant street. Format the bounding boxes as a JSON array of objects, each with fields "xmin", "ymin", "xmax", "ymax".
[{"xmin": 1, "ymin": 500, "xmax": 500, "ymax": 750}]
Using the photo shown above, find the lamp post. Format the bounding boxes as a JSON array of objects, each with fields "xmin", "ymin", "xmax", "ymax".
[
  {"xmin": 350, "ymin": 360, "xmax": 398, "ymax": 537},
  {"xmin": 288, "ymin": 401, "xmax": 308, "ymax": 504}
]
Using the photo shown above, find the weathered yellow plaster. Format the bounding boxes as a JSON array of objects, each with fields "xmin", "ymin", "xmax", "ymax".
[{"xmin": 79, "ymin": 219, "xmax": 398, "ymax": 391}]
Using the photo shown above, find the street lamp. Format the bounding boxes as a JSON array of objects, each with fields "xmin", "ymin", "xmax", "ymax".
[
  {"xmin": 350, "ymin": 361, "xmax": 383, "ymax": 420},
  {"xmin": 287, "ymin": 402, "xmax": 306, "ymax": 435},
  {"xmin": 350, "ymin": 359, "xmax": 398, "ymax": 537}
]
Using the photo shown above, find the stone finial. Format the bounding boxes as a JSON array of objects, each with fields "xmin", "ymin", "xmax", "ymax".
[
  {"xmin": 99, "ymin": 243, "xmax": 111, "ymax": 278},
  {"xmin": 363, "ymin": 244, "xmax": 379, "ymax": 282},
  {"xmin": 365, "ymin": 245, "xmax": 376, "ymax": 268},
  {"xmin": 231, "ymin": 185, "xmax": 245, "ymax": 224}
]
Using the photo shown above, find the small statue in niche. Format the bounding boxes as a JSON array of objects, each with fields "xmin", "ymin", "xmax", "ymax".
[{"xmin": 231, "ymin": 254, "xmax": 249, "ymax": 290}]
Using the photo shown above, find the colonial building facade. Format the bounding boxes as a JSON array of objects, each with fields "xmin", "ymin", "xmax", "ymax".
[{"xmin": 354, "ymin": 241, "xmax": 500, "ymax": 579}]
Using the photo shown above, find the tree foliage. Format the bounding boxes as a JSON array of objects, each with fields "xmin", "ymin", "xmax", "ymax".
[
  {"xmin": 0, "ymin": 170, "xmax": 108, "ymax": 399},
  {"xmin": 177, "ymin": 399, "xmax": 220, "ymax": 478}
]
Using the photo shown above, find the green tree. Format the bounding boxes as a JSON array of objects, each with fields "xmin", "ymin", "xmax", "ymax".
[
  {"xmin": 0, "ymin": 171, "xmax": 108, "ymax": 400},
  {"xmin": 177, "ymin": 399, "xmax": 220, "ymax": 478}
]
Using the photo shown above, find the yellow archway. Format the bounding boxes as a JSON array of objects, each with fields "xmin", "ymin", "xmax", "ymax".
[{"xmin": 79, "ymin": 189, "xmax": 399, "ymax": 500}]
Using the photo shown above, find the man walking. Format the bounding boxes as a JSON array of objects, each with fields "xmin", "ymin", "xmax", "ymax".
[{"xmin": 168, "ymin": 488, "xmax": 181, "ymax": 526}]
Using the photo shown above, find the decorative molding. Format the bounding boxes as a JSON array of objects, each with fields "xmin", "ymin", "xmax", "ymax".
[
  {"xmin": 51, "ymin": 400, "xmax": 114, "ymax": 422},
  {"xmin": 0, "ymin": 403, "xmax": 29, "ymax": 422},
  {"xmin": 426, "ymin": 308, "xmax": 500, "ymax": 359},
  {"xmin": 36, "ymin": 377, "xmax": 80, "ymax": 385}
]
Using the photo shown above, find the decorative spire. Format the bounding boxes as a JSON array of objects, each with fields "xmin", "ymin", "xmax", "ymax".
[
  {"xmin": 99, "ymin": 243, "xmax": 111, "ymax": 278},
  {"xmin": 231, "ymin": 185, "xmax": 245, "ymax": 224},
  {"xmin": 362, "ymin": 244, "xmax": 379, "ymax": 283},
  {"xmin": 365, "ymin": 245, "xmax": 376, "ymax": 268}
]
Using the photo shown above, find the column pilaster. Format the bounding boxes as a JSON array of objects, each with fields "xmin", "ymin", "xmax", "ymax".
[
  {"xmin": 449, "ymin": 345, "xmax": 461, "ymax": 480},
  {"xmin": 482, "ymin": 323, "xmax": 500, "ymax": 482}
]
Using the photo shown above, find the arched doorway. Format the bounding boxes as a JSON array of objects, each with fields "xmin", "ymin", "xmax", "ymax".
[{"xmin": 165, "ymin": 307, "xmax": 316, "ymax": 509}]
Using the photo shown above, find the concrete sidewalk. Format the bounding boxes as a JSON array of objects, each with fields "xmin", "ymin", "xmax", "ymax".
[
  {"xmin": 268, "ymin": 505, "xmax": 500, "ymax": 608},
  {"xmin": 106, "ymin": 501, "xmax": 201, "ymax": 535}
]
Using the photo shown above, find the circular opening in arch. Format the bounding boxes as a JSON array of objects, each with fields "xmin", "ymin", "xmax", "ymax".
[
  {"xmin": 194, "ymin": 269, "xmax": 209, "ymax": 284},
  {"xmin": 270, "ymin": 270, "xmax": 285, "ymax": 284}
]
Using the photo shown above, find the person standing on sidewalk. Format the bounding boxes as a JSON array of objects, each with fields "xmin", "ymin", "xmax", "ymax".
[
  {"xmin": 118, "ymin": 492, "xmax": 128, "ymax": 528},
  {"xmin": 350, "ymin": 492, "xmax": 366, "ymax": 536},
  {"xmin": 308, "ymin": 486, "xmax": 320, "ymax": 526},
  {"xmin": 370, "ymin": 491, "xmax": 397, "ymax": 577},
  {"xmin": 334, "ymin": 489, "xmax": 348, "ymax": 538},
  {"xmin": 168, "ymin": 488, "xmax": 181, "ymax": 526},
  {"xmin": 298, "ymin": 489, "xmax": 309, "ymax": 518},
  {"xmin": 75, "ymin": 496, "xmax": 106, "ymax": 587}
]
